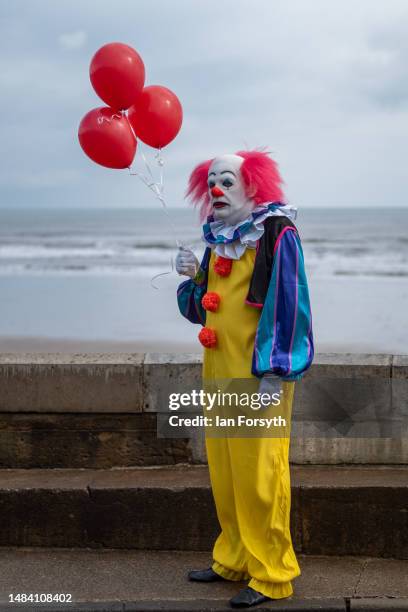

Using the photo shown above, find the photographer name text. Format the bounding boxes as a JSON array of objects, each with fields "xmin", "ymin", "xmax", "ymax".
[{"xmin": 168, "ymin": 414, "xmax": 287, "ymax": 429}]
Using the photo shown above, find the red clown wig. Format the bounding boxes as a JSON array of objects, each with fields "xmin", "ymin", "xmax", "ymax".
[{"xmin": 185, "ymin": 149, "xmax": 286, "ymax": 222}]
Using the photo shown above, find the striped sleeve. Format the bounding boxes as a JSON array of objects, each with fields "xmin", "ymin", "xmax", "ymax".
[
  {"xmin": 177, "ymin": 276, "xmax": 207, "ymax": 325},
  {"xmin": 252, "ymin": 228, "xmax": 314, "ymax": 380},
  {"xmin": 176, "ymin": 247, "xmax": 210, "ymax": 325}
]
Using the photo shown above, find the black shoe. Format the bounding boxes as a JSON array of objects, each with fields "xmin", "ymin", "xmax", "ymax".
[
  {"xmin": 230, "ymin": 586, "xmax": 271, "ymax": 608},
  {"xmin": 188, "ymin": 567, "xmax": 227, "ymax": 582}
]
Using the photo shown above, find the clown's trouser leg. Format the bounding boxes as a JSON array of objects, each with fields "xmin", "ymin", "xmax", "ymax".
[{"xmin": 204, "ymin": 382, "xmax": 300, "ymax": 599}]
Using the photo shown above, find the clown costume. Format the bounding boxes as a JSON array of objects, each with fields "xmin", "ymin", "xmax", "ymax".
[{"xmin": 176, "ymin": 150, "xmax": 314, "ymax": 608}]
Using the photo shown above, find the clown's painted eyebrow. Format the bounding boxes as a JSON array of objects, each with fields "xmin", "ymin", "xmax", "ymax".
[{"xmin": 208, "ymin": 170, "xmax": 236, "ymax": 177}]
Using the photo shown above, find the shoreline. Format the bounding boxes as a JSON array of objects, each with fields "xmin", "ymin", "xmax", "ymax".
[
  {"xmin": 0, "ymin": 336, "xmax": 198, "ymax": 354},
  {"xmin": 0, "ymin": 335, "xmax": 404, "ymax": 355}
]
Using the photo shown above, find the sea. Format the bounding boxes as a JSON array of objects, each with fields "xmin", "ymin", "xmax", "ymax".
[{"xmin": 0, "ymin": 206, "xmax": 407, "ymax": 352}]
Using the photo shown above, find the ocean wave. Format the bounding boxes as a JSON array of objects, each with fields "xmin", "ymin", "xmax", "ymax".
[
  {"xmin": 1, "ymin": 212, "xmax": 407, "ymax": 279},
  {"xmin": 0, "ymin": 262, "xmax": 177, "ymax": 277},
  {"xmin": 334, "ymin": 270, "xmax": 408, "ymax": 278}
]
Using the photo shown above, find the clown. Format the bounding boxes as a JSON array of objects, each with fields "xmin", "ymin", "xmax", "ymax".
[{"xmin": 176, "ymin": 150, "xmax": 314, "ymax": 608}]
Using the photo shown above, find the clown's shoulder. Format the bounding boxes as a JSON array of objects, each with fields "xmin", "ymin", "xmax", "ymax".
[
  {"xmin": 245, "ymin": 213, "xmax": 301, "ymax": 308},
  {"xmin": 261, "ymin": 212, "xmax": 298, "ymax": 244}
]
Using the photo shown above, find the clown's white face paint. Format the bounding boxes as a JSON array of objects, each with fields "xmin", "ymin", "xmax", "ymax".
[{"xmin": 208, "ymin": 154, "xmax": 254, "ymax": 226}]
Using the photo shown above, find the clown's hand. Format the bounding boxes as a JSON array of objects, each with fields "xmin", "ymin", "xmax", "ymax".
[
  {"xmin": 257, "ymin": 372, "xmax": 284, "ymax": 410},
  {"xmin": 175, "ymin": 246, "xmax": 200, "ymax": 279}
]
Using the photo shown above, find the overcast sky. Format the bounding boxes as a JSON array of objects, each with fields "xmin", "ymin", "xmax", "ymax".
[{"xmin": 1, "ymin": 0, "xmax": 408, "ymax": 209}]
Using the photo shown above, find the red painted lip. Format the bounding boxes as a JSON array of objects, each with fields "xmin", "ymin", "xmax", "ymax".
[{"xmin": 213, "ymin": 201, "xmax": 229, "ymax": 209}]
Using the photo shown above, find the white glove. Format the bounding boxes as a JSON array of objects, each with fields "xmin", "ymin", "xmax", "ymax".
[
  {"xmin": 257, "ymin": 373, "xmax": 283, "ymax": 409},
  {"xmin": 175, "ymin": 246, "xmax": 200, "ymax": 279}
]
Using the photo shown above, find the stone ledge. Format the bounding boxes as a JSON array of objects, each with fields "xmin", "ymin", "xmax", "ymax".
[
  {"xmin": 0, "ymin": 352, "xmax": 407, "ymax": 465},
  {"xmin": 0, "ymin": 354, "xmax": 145, "ymax": 413},
  {"xmin": 0, "ymin": 352, "xmax": 404, "ymax": 414},
  {"xmin": 0, "ymin": 412, "xmax": 193, "ymax": 469},
  {"xmin": 0, "ymin": 465, "xmax": 406, "ymax": 557}
]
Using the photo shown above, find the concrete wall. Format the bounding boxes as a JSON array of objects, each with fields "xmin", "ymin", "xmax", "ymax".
[{"xmin": 0, "ymin": 352, "xmax": 407, "ymax": 465}]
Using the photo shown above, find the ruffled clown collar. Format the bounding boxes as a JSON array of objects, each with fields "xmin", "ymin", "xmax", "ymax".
[{"xmin": 202, "ymin": 201, "xmax": 298, "ymax": 260}]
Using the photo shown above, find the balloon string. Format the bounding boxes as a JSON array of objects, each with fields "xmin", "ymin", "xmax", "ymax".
[
  {"xmin": 128, "ymin": 150, "xmax": 181, "ymax": 249},
  {"xmin": 128, "ymin": 149, "xmax": 182, "ymax": 289},
  {"xmin": 149, "ymin": 253, "xmax": 175, "ymax": 290}
]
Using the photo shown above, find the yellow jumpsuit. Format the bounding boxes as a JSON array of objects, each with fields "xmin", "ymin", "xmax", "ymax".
[{"xmin": 202, "ymin": 247, "xmax": 300, "ymax": 600}]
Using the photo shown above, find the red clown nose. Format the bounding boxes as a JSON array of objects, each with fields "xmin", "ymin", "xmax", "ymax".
[{"xmin": 211, "ymin": 186, "xmax": 224, "ymax": 198}]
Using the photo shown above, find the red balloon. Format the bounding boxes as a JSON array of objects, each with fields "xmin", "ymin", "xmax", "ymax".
[
  {"xmin": 78, "ymin": 107, "xmax": 137, "ymax": 169},
  {"xmin": 90, "ymin": 42, "xmax": 145, "ymax": 111},
  {"xmin": 128, "ymin": 85, "xmax": 183, "ymax": 149}
]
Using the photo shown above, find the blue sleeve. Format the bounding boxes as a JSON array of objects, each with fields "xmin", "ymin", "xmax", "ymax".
[
  {"xmin": 176, "ymin": 248, "xmax": 210, "ymax": 325},
  {"xmin": 252, "ymin": 228, "xmax": 314, "ymax": 380}
]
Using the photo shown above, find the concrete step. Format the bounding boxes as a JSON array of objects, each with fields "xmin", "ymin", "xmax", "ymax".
[
  {"xmin": 0, "ymin": 548, "xmax": 407, "ymax": 611},
  {"xmin": 0, "ymin": 412, "xmax": 195, "ymax": 469},
  {"xmin": 0, "ymin": 465, "xmax": 407, "ymax": 558}
]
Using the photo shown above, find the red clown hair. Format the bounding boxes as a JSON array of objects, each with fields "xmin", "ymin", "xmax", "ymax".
[{"xmin": 185, "ymin": 149, "xmax": 286, "ymax": 222}]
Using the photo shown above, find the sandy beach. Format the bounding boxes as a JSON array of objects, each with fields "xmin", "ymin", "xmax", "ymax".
[
  {"xmin": 0, "ymin": 336, "xmax": 385, "ymax": 354},
  {"xmin": 0, "ymin": 335, "xmax": 199, "ymax": 354}
]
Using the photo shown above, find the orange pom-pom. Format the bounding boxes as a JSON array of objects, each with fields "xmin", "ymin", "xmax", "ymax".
[
  {"xmin": 198, "ymin": 327, "xmax": 217, "ymax": 348},
  {"xmin": 213, "ymin": 256, "xmax": 232, "ymax": 277},
  {"xmin": 201, "ymin": 291, "xmax": 220, "ymax": 312}
]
